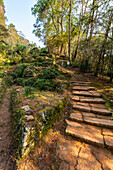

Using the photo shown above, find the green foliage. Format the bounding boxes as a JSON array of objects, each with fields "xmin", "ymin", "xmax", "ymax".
[
  {"xmin": 54, "ymin": 81, "xmax": 65, "ymax": 93},
  {"xmin": 0, "ymin": 0, "xmax": 4, "ymax": 6},
  {"xmin": 23, "ymin": 86, "xmax": 35, "ymax": 96},
  {"xmin": 24, "ymin": 77, "xmax": 37, "ymax": 86},
  {"xmin": 107, "ymin": 70, "xmax": 113, "ymax": 78},
  {"xmin": 0, "ymin": 78, "xmax": 7, "ymax": 104},
  {"xmin": 10, "ymin": 89, "xmax": 23, "ymax": 157},
  {"xmin": 23, "ymin": 68, "xmax": 34, "ymax": 78},
  {"xmin": 34, "ymin": 79, "xmax": 54, "ymax": 91},
  {"xmin": 38, "ymin": 68, "xmax": 59, "ymax": 79},
  {"xmin": 11, "ymin": 64, "xmax": 26, "ymax": 79},
  {"xmin": 79, "ymin": 58, "xmax": 92, "ymax": 73},
  {"xmin": 73, "ymin": 57, "xmax": 92, "ymax": 73},
  {"xmin": 0, "ymin": 25, "xmax": 9, "ymax": 38},
  {"xmin": 35, "ymin": 61, "xmax": 53, "ymax": 67},
  {"xmin": 14, "ymin": 78, "xmax": 25, "ymax": 86},
  {"xmin": 8, "ymin": 62, "xmax": 69, "ymax": 92}
]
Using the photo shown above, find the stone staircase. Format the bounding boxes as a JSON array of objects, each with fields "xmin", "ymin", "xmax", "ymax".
[{"xmin": 66, "ymin": 78, "xmax": 113, "ymax": 150}]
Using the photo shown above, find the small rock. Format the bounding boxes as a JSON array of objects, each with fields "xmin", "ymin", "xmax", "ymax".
[
  {"xmin": 22, "ymin": 105, "xmax": 31, "ymax": 112},
  {"xmin": 25, "ymin": 115, "xmax": 35, "ymax": 122}
]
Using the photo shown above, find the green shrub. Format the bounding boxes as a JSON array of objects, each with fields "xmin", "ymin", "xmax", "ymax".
[
  {"xmin": 10, "ymin": 64, "xmax": 27, "ymax": 79},
  {"xmin": 107, "ymin": 70, "xmax": 113, "ymax": 77},
  {"xmin": 23, "ymin": 86, "xmax": 35, "ymax": 96},
  {"xmin": 79, "ymin": 58, "xmax": 91, "ymax": 73},
  {"xmin": 24, "ymin": 77, "xmax": 37, "ymax": 86},
  {"xmin": 34, "ymin": 79, "xmax": 54, "ymax": 90},
  {"xmin": 41, "ymin": 61, "xmax": 52, "ymax": 67},
  {"xmin": 32, "ymin": 61, "xmax": 53, "ymax": 67},
  {"xmin": 14, "ymin": 78, "xmax": 25, "ymax": 86},
  {"xmin": 38, "ymin": 68, "xmax": 59, "ymax": 79},
  {"xmin": 23, "ymin": 69, "xmax": 34, "ymax": 78},
  {"xmin": 54, "ymin": 81, "xmax": 65, "ymax": 93},
  {"xmin": 35, "ymin": 56, "xmax": 45, "ymax": 62}
]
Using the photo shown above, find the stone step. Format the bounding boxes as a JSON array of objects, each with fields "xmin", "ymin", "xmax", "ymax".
[
  {"xmin": 72, "ymin": 91, "xmax": 101, "ymax": 97},
  {"xmin": 66, "ymin": 120, "xmax": 113, "ymax": 150},
  {"xmin": 73, "ymin": 104, "xmax": 112, "ymax": 116},
  {"xmin": 72, "ymin": 83, "xmax": 92, "ymax": 86},
  {"xmin": 69, "ymin": 112, "xmax": 113, "ymax": 128},
  {"xmin": 72, "ymin": 86, "xmax": 95, "ymax": 91},
  {"xmin": 70, "ymin": 111, "xmax": 112, "ymax": 120},
  {"xmin": 66, "ymin": 120, "xmax": 104, "ymax": 147},
  {"xmin": 71, "ymin": 81, "xmax": 91, "ymax": 85},
  {"xmin": 71, "ymin": 96, "xmax": 106, "ymax": 104}
]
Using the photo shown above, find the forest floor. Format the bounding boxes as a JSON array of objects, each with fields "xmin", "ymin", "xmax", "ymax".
[{"xmin": 0, "ymin": 68, "xmax": 113, "ymax": 170}]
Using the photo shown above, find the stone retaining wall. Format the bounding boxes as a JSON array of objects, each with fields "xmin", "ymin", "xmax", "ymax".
[{"xmin": 10, "ymin": 88, "xmax": 67, "ymax": 158}]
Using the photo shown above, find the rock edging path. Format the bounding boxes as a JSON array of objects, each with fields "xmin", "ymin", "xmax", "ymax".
[{"xmin": 66, "ymin": 72, "xmax": 113, "ymax": 150}]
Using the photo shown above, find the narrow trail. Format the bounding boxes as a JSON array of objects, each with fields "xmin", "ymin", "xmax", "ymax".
[{"xmin": 0, "ymin": 90, "xmax": 16, "ymax": 170}]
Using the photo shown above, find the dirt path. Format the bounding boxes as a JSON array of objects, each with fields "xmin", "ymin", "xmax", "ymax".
[{"xmin": 0, "ymin": 90, "xmax": 16, "ymax": 170}]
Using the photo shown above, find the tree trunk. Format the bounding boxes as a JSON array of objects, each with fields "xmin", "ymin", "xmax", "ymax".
[
  {"xmin": 90, "ymin": 0, "xmax": 95, "ymax": 40},
  {"xmin": 74, "ymin": 25, "xmax": 82, "ymax": 59},
  {"xmin": 69, "ymin": 0, "xmax": 72, "ymax": 62},
  {"xmin": 95, "ymin": 12, "xmax": 113, "ymax": 76},
  {"xmin": 73, "ymin": 0, "xmax": 89, "ymax": 59},
  {"xmin": 110, "ymin": 27, "xmax": 113, "ymax": 82},
  {"xmin": 60, "ymin": 0, "xmax": 64, "ymax": 56}
]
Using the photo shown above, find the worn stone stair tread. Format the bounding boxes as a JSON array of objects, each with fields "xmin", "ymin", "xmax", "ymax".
[
  {"xmin": 72, "ymin": 91, "xmax": 93, "ymax": 97},
  {"xmin": 80, "ymin": 97, "xmax": 105, "ymax": 104},
  {"xmin": 72, "ymin": 91, "xmax": 101, "ymax": 97},
  {"xmin": 90, "ymin": 103, "xmax": 106, "ymax": 109},
  {"xmin": 66, "ymin": 120, "xmax": 104, "ymax": 147},
  {"xmin": 72, "ymin": 83, "xmax": 92, "ymax": 86},
  {"xmin": 82, "ymin": 111, "xmax": 112, "ymax": 120},
  {"xmin": 91, "ymin": 107, "xmax": 112, "ymax": 116},
  {"xmin": 71, "ymin": 81, "xmax": 91, "ymax": 84},
  {"xmin": 73, "ymin": 104, "xmax": 112, "ymax": 116},
  {"xmin": 70, "ymin": 113, "xmax": 113, "ymax": 128},
  {"xmin": 72, "ymin": 86, "xmax": 95, "ymax": 91},
  {"xmin": 103, "ymin": 128, "xmax": 113, "ymax": 136},
  {"xmin": 104, "ymin": 135, "xmax": 113, "ymax": 149},
  {"xmin": 90, "ymin": 91, "xmax": 102, "ymax": 97},
  {"xmin": 71, "ymin": 95, "xmax": 106, "ymax": 104},
  {"xmin": 73, "ymin": 104, "xmax": 91, "ymax": 112},
  {"xmin": 73, "ymin": 101, "xmax": 106, "ymax": 110},
  {"xmin": 71, "ymin": 110, "xmax": 112, "ymax": 120}
]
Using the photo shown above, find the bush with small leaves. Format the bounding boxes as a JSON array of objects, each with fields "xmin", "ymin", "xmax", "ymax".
[
  {"xmin": 23, "ymin": 86, "xmax": 35, "ymax": 96},
  {"xmin": 34, "ymin": 79, "xmax": 54, "ymax": 90},
  {"xmin": 22, "ymin": 66, "xmax": 36, "ymax": 78},
  {"xmin": 10, "ymin": 64, "xmax": 28, "ymax": 79},
  {"xmin": 24, "ymin": 77, "xmax": 37, "ymax": 86},
  {"xmin": 14, "ymin": 78, "xmax": 25, "ymax": 86},
  {"xmin": 38, "ymin": 68, "xmax": 59, "ymax": 79}
]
